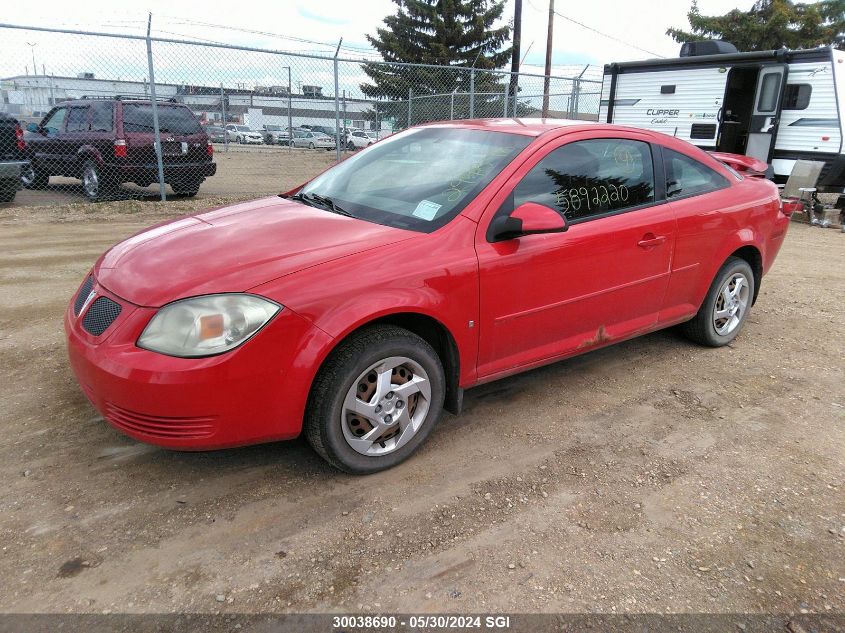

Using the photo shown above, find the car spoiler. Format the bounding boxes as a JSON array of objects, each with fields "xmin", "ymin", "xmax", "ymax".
[{"xmin": 707, "ymin": 151, "xmax": 769, "ymax": 177}]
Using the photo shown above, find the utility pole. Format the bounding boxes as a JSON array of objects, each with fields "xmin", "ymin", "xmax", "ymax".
[
  {"xmin": 542, "ymin": 0, "xmax": 554, "ymax": 118},
  {"xmin": 509, "ymin": 0, "xmax": 522, "ymax": 116}
]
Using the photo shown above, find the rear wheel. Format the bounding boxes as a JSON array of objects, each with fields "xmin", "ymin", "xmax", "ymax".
[
  {"xmin": 20, "ymin": 163, "xmax": 48, "ymax": 189},
  {"xmin": 81, "ymin": 160, "xmax": 113, "ymax": 202},
  {"xmin": 308, "ymin": 142, "xmax": 315, "ymax": 150},
  {"xmin": 172, "ymin": 179, "xmax": 202, "ymax": 197},
  {"xmin": 681, "ymin": 257, "xmax": 754, "ymax": 347},
  {"xmin": 347, "ymin": 141, "xmax": 355, "ymax": 151},
  {"xmin": 0, "ymin": 181, "xmax": 17, "ymax": 203},
  {"xmin": 304, "ymin": 325, "xmax": 445, "ymax": 474}
]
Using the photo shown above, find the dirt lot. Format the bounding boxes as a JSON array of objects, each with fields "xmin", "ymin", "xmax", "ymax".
[
  {"xmin": 6, "ymin": 144, "xmax": 338, "ymax": 207},
  {"xmin": 0, "ymin": 198, "xmax": 843, "ymax": 616}
]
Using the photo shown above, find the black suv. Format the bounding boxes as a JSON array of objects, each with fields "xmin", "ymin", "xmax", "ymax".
[
  {"xmin": 22, "ymin": 97, "xmax": 216, "ymax": 201},
  {"xmin": 0, "ymin": 113, "xmax": 28, "ymax": 203}
]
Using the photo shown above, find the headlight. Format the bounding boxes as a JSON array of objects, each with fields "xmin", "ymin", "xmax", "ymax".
[{"xmin": 137, "ymin": 294, "xmax": 281, "ymax": 358}]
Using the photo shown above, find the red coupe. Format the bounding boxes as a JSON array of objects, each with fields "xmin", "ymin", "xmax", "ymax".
[{"xmin": 66, "ymin": 119, "xmax": 791, "ymax": 473}]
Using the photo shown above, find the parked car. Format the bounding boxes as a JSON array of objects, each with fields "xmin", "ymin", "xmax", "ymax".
[
  {"xmin": 225, "ymin": 125, "xmax": 263, "ymax": 145},
  {"xmin": 22, "ymin": 97, "xmax": 216, "ymax": 201},
  {"xmin": 262, "ymin": 124, "xmax": 291, "ymax": 145},
  {"xmin": 301, "ymin": 125, "xmax": 337, "ymax": 139},
  {"xmin": 0, "ymin": 113, "xmax": 28, "ymax": 203},
  {"xmin": 65, "ymin": 119, "xmax": 791, "ymax": 474},
  {"xmin": 292, "ymin": 129, "xmax": 334, "ymax": 150},
  {"xmin": 204, "ymin": 125, "xmax": 226, "ymax": 143},
  {"xmin": 346, "ymin": 129, "xmax": 377, "ymax": 150}
]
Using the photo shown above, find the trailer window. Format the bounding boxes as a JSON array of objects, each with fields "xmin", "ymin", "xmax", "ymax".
[
  {"xmin": 757, "ymin": 73, "xmax": 782, "ymax": 112},
  {"xmin": 783, "ymin": 84, "xmax": 812, "ymax": 110}
]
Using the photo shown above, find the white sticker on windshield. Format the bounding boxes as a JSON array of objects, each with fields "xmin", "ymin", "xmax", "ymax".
[{"xmin": 412, "ymin": 200, "xmax": 442, "ymax": 221}]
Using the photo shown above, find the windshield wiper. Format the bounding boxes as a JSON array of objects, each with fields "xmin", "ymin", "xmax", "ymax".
[{"xmin": 290, "ymin": 192, "xmax": 355, "ymax": 217}]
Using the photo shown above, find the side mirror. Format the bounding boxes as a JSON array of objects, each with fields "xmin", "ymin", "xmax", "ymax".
[
  {"xmin": 26, "ymin": 122, "xmax": 40, "ymax": 133},
  {"xmin": 488, "ymin": 202, "xmax": 568, "ymax": 242}
]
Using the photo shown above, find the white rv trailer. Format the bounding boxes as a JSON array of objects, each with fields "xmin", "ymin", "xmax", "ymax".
[{"xmin": 600, "ymin": 45, "xmax": 845, "ymax": 192}]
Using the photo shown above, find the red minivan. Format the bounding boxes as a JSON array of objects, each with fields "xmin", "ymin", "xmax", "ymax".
[{"xmin": 22, "ymin": 97, "xmax": 216, "ymax": 201}]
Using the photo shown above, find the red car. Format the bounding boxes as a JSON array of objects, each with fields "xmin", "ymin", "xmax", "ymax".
[{"xmin": 66, "ymin": 119, "xmax": 791, "ymax": 473}]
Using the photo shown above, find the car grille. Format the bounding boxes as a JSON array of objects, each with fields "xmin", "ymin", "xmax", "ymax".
[
  {"xmin": 104, "ymin": 403, "xmax": 217, "ymax": 440},
  {"xmin": 81, "ymin": 296, "xmax": 122, "ymax": 336},
  {"xmin": 73, "ymin": 275, "xmax": 94, "ymax": 316}
]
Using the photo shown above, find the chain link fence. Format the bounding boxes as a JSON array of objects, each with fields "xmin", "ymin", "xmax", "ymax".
[{"xmin": 0, "ymin": 23, "xmax": 602, "ymax": 205}]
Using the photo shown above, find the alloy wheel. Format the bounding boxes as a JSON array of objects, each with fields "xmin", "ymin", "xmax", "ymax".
[
  {"xmin": 341, "ymin": 356, "xmax": 431, "ymax": 457},
  {"xmin": 713, "ymin": 272, "xmax": 749, "ymax": 336},
  {"xmin": 82, "ymin": 164, "xmax": 99, "ymax": 199}
]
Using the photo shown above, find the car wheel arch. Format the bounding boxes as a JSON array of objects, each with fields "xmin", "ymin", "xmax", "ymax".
[
  {"xmin": 307, "ymin": 311, "xmax": 464, "ymax": 416},
  {"xmin": 76, "ymin": 146, "xmax": 105, "ymax": 169},
  {"xmin": 729, "ymin": 245, "xmax": 763, "ymax": 305}
]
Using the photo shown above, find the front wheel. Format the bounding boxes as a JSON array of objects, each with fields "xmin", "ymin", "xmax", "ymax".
[
  {"xmin": 681, "ymin": 257, "xmax": 754, "ymax": 347},
  {"xmin": 304, "ymin": 325, "xmax": 445, "ymax": 474},
  {"xmin": 308, "ymin": 142, "xmax": 315, "ymax": 150}
]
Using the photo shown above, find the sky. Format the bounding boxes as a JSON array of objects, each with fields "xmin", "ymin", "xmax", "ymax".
[{"xmin": 6, "ymin": 0, "xmax": 760, "ymax": 72}]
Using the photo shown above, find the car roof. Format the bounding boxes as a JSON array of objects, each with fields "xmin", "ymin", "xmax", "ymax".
[{"xmin": 419, "ymin": 117, "xmax": 599, "ymax": 137}]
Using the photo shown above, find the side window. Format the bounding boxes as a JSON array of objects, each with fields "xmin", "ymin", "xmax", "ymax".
[
  {"xmin": 664, "ymin": 148, "xmax": 729, "ymax": 199},
  {"xmin": 42, "ymin": 107, "xmax": 67, "ymax": 134},
  {"xmin": 66, "ymin": 107, "xmax": 89, "ymax": 132},
  {"xmin": 512, "ymin": 138, "xmax": 655, "ymax": 222},
  {"xmin": 91, "ymin": 102, "xmax": 114, "ymax": 132},
  {"xmin": 783, "ymin": 84, "xmax": 811, "ymax": 110}
]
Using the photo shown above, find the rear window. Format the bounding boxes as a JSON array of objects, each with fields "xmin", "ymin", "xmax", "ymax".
[{"xmin": 122, "ymin": 104, "xmax": 202, "ymax": 135}]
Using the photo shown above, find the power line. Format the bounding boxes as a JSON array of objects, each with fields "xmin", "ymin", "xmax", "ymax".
[{"xmin": 525, "ymin": 0, "xmax": 664, "ymax": 58}]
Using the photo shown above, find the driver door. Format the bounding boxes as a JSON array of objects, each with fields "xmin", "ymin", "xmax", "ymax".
[
  {"xmin": 746, "ymin": 64, "xmax": 787, "ymax": 164},
  {"xmin": 474, "ymin": 132, "xmax": 676, "ymax": 379}
]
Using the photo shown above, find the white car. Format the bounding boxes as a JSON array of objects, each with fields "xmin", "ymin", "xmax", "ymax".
[
  {"xmin": 292, "ymin": 130, "xmax": 335, "ymax": 150},
  {"xmin": 225, "ymin": 124, "xmax": 264, "ymax": 145},
  {"xmin": 346, "ymin": 130, "xmax": 378, "ymax": 150},
  {"xmin": 262, "ymin": 125, "xmax": 291, "ymax": 145}
]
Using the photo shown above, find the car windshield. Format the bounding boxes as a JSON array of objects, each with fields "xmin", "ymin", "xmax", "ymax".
[
  {"xmin": 236, "ymin": 126, "xmax": 251, "ymax": 132},
  {"xmin": 298, "ymin": 127, "xmax": 531, "ymax": 232},
  {"xmin": 265, "ymin": 125, "xmax": 281, "ymax": 131},
  {"xmin": 122, "ymin": 104, "xmax": 202, "ymax": 135}
]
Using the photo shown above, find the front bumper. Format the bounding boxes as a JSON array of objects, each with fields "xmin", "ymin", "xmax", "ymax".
[{"xmin": 65, "ymin": 277, "xmax": 332, "ymax": 450}]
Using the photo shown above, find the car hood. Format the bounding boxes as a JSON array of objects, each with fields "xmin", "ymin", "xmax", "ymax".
[{"xmin": 95, "ymin": 196, "xmax": 415, "ymax": 307}]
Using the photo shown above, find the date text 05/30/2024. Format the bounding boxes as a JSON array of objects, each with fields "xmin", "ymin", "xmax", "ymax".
[{"xmin": 332, "ymin": 615, "xmax": 512, "ymax": 630}]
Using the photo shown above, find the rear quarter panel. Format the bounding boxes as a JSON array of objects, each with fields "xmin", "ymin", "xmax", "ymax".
[{"xmin": 659, "ymin": 174, "xmax": 785, "ymax": 324}]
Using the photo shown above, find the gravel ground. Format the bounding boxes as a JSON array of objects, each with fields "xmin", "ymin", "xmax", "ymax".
[
  {"xmin": 2, "ymin": 144, "xmax": 338, "ymax": 208},
  {"xmin": 0, "ymin": 200, "xmax": 843, "ymax": 615}
]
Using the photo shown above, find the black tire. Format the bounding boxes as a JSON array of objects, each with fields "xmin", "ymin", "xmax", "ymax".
[
  {"xmin": 308, "ymin": 142, "xmax": 315, "ymax": 150},
  {"xmin": 172, "ymin": 183, "xmax": 200, "ymax": 197},
  {"xmin": 0, "ymin": 182, "xmax": 17, "ymax": 203},
  {"xmin": 680, "ymin": 257, "xmax": 755, "ymax": 347},
  {"xmin": 20, "ymin": 163, "xmax": 49, "ymax": 189},
  {"xmin": 304, "ymin": 325, "xmax": 445, "ymax": 474},
  {"xmin": 347, "ymin": 141, "xmax": 355, "ymax": 151}
]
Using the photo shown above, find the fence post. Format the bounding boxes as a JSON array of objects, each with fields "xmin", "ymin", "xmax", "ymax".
[
  {"xmin": 513, "ymin": 74, "xmax": 519, "ymax": 116},
  {"xmin": 503, "ymin": 83, "xmax": 509, "ymax": 117},
  {"xmin": 287, "ymin": 66, "xmax": 292, "ymax": 154},
  {"xmin": 145, "ymin": 14, "xmax": 166, "ymax": 202},
  {"xmin": 469, "ymin": 69, "xmax": 475, "ymax": 118},
  {"xmin": 573, "ymin": 77, "xmax": 581, "ymax": 119},
  {"xmin": 408, "ymin": 87, "xmax": 413, "ymax": 127},
  {"xmin": 220, "ymin": 83, "xmax": 228, "ymax": 152},
  {"xmin": 450, "ymin": 90, "xmax": 455, "ymax": 120},
  {"xmin": 333, "ymin": 38, "xmax": 342, "ymax": 161},
  {"xmin": 342, "ymin": 89, "xmax": 347, "ymax": 153}
]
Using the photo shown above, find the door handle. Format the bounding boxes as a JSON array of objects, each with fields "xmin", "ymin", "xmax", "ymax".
[{"xmin": 637, "ymin": 234, "xmax": 666, "ymax": 248}]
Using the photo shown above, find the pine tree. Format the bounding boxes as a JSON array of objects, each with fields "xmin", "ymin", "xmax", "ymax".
[
  {"xmin": 667, "ymin": 0, "xmax": 845, "ymax": 52},
  {"xmin": 361, "ymin": 0, "xmax": 519, "ymax": 127}
]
